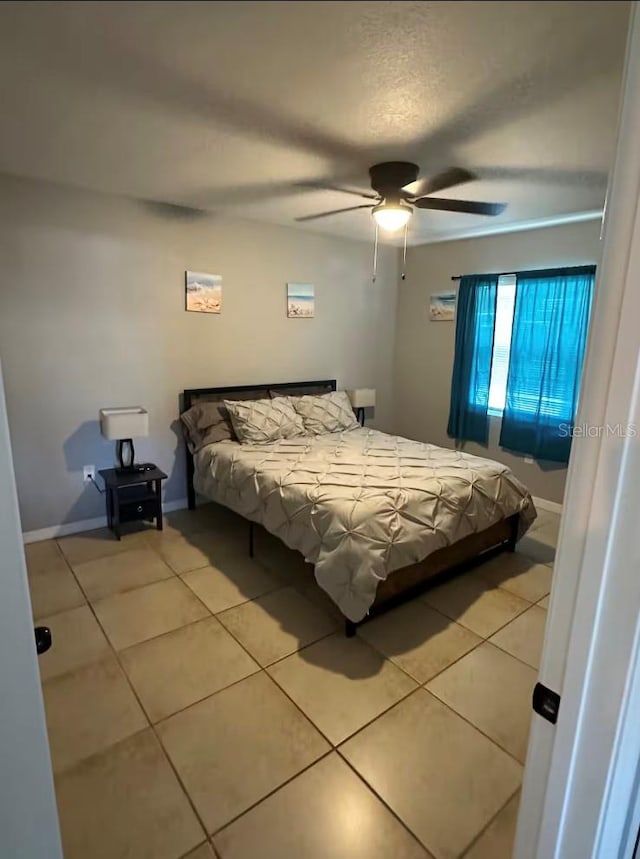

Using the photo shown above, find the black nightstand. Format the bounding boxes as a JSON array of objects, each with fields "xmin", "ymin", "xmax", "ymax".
[{"xmin": 99, "ymin": 466, "xmax": 167, "ymax": 540}]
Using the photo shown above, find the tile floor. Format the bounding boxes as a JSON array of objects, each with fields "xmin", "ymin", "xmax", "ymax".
[{"xmin": 26, "ymin": 503, "xmax": 558, "ymax": 859}]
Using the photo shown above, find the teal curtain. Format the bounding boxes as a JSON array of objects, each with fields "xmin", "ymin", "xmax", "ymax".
[
  {"xmin": 447, "ymin": 273, "xmax": 498, "ymax": 444},
  {"xmin": 499, "ymin": 265, "xmax": 595, "ymax": 463}
]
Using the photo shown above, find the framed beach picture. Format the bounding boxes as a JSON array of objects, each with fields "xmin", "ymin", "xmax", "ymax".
[
  {"xmin": 287, "ymin": 283, "xmax": 315, "ymax": 318},
  {"xmin": 429, "ymin": 292, "xmax": 456, "ymax": 321},
  {"xmin": 185, "ymin": 271, "xmax": 222, "ymax": 314}
]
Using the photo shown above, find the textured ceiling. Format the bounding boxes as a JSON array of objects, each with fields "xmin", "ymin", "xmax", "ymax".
[{"xmin": 0, "ymin": 1, "xmax": 630, "ymax": 245}]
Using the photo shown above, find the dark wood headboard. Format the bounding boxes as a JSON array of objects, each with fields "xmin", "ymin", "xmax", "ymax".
[{"xmin": 181, "ymin": 379, "xmax": 336, "ymax": 509}]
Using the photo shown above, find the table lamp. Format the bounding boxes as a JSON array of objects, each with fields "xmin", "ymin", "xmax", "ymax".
[
  {"xmin": 99, "ymin": 407, "xmax": 149, "ymax": 473},
  {"xmin": 347, "ymin": 389, "xmax": 376, "ymax": 426}
]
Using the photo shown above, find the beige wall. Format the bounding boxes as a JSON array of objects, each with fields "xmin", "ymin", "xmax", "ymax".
[
  {"xmin": 0, "ymin": 171, "xmax": 604, "ymax": 529},
  {"xmin": 394, "ymin": 220, "xmax": 603, "ymax": 504},
  {"xmin": 0, "ymin": 175, "xmax": 398, "ymax": 532}
]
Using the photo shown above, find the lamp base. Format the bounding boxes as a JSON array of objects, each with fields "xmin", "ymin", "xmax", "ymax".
[{"xmin": 116, "ymin": 438, "xmax": 135, "ymax": 471}]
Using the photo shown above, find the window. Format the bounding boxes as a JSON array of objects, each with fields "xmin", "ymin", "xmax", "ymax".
[
  {"xmin": 485, "ymin": 272, "xmax": 593, "ymax": 422},
  {"xmin": 447, "ymin": 265, "xmax": 595, "ymax": 463},
  {"xmin": 487, "ymin": 274, "xmax": 516, "ymax": 415}
]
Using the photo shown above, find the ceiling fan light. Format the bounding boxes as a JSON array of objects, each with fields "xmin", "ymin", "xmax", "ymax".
[{"xmin": 372, "ymin": 202, "xmax": 412, "ymax": 232}]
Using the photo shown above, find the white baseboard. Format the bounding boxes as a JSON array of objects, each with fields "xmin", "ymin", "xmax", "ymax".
[
  {"xmin": 22, "ymin": 498, "xmax": 189, "ymax": 544},
  {"xmin": 532, "ymin": 495, "xmax": 564, "ymax": 515}
]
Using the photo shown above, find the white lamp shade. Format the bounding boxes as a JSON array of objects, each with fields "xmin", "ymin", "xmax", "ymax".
[
  {"xmin": 346, "ymin": 389, "xmax": 376, "ymax": 409},
  {"xmin": 100, "ymin": 407, "xmax": 149, "ymax": 440}
]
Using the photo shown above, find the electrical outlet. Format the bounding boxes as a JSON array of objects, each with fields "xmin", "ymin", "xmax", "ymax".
[{"xmin": 83, "ymin": 465, "xmax": 96, "ymax": 483}]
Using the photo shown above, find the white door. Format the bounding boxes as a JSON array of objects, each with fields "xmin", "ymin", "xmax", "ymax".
[
  {"xmin": 0, "ymin": 360, "xmax": 62, "ymax": 857},
  {"xmin": 515, "ymin": 4, "xmax": 640, "ymax": 857}
]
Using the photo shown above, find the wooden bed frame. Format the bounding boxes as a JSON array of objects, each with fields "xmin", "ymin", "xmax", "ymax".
[{"xmin": 181, "ymin": 379, "xmax": 519, "ymax": 636}]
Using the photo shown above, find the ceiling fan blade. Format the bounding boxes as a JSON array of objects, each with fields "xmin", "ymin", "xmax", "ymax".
[
  {"xmin": 403, "ymin": 167, "xmax": 476, "ymax": 198},
  {"xmin": 414, "ymin": 197, "xmax": 507, "ymax": 216},
  {"xmin": 295, "ymin": 180, "xmax": 378, "ymax": 200},
  {"xmin": 295, "ymin": 204, "xmax": 374, "ymax": 222}
]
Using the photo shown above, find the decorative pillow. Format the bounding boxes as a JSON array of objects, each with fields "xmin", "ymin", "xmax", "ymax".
[
  {"xmin": 268, "ymin": 386, "xmax": 334, "ymax": 399},
  {"xmin": 291, "ymin": 390, "xmax": 359, "ymax": 435},
  {"xmin": 224, "ymin": 396, "xmax": 306, "ymax": 444},
  {"xmin": 180, "ymin": 401, "xmax": 235, "ymax": 453}
]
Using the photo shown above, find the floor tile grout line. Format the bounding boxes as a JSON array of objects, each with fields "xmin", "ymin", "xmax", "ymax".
[
  {"xmin": 143, "ymin": 606, "xmax": 338, "ymax": 740},
  {"xmin": 419, "ymin": 562, "xmax": 551, "ymax": 626},
  {"xmin": 116, "ymin": 566, "xmax": 431, "ymax": 788},
  {"xmin": 47, "ymin": 556, "xmax": 212, "ymax": 843},
  {"xmin": 55, "ymin": 519, "xmax": 247, "ymax": 576},
  {"xmin": 358, "ymin": 602, "xmax": 541, "ymax": 697},
  {"xmin": 107, "ymin": 571, "xmax": 282, "ymax": 724},
  {"xmin": 48, "ymin": 587, "xmax": 526, "ymax": 782},
  {"xmin": 413, "ymin": 637, "xmax": 486, "ymax": 687},
  {"xmin": 487, "ymin": 632, "xmax": 544, "ymax": 672},
  {"xmin": 150, "ymin": 665, "xmax": 265, "ymax": 729},
  {"xmin": 334, "ymin": 683, "xmax": 528, "ymax": 772},
  {"xmin": 335, "ymin": 747, "xmax": 435, "ymax": 857},
  {"xmin": 226, "ymin": 646, "xmax": 339, "ymax": 746},
  {"xmin": 265, "ymin": 651, "xmax": 419, "ymax": 749},
  {"xmin": 472, "ymin": 571, "xmax": 551, "ymax": 607},
  {"xmin": 45, "ymin": 538, "xmax": 542, "ymax": 748},
  {"xmin": 56, "ymin": 538, "xmax": 151, "ymax": 570},
  {"xmin": 179, "ymin": 570, "xmax": 283, "ymax": 610},
  {"xmin": 418, "ymin": 596, "xmax": 533, "ymax": 645},
  {"xmin": 93, "ymin": 581, "xmax": 339, "ymax": 734},
  {"xmin": 39, "ymin": 519, "xmax": 358, "ymax": 850},
  {"xmin": 252, "ymin": 626, "xmax": 339, "ymax": 670},
  {"xmin": 85, "ymin": 591, "xmax": 212, "ymax": 839},
  {"xmin": 354, "ymin": 601, "xmax": 485, "ymax": 685},
  {"xmin": 152, "ymin": 716, "xmax": 244, "ymax": 842},
  {"xmin": 50, "ymin": 724, "xmax": 152, "ymax": 781},
  {"xmin": 52, "ymin": 528, "xmax": 550, "ymax": 642},
  {"xmin": 485, "ymin": 601, "xmax": 545, "ymax": 639},
  {"xmin": 73, "ymin": 568, "xmax": 181, "ymax": 605},
  {"xmin": 45, "ymin": 518, "xmax": 543, "ymax": 853},
  {"xmin": 82, "ymin": 580, "xmax": 287, "ymax": 653},
  {"xmin": 94, "ymin": 589, "xmax": 214, "ymax": 653},
  {"xmin": 45, "ymin": 525, "xmax": 550, "ymax": 691},
  {"xmin": 65, "ymin": 527, "xmax": 297, "ymax": 619},
  {"xmin": 458, "ymin": 785, "xmax": 521, "ymax": 858},
  {"xmin": 423, "ymin": 684, "xmax": 529, "ymax": 768},
  {"xmin": 117, "ymin": 612, "xmax": 226, "ymax": 657},
  {"xmin": 334, "ymin": 690, "xmax": 526, "ymax": 857},
  {"xmin": 207, "ymin": 747, "xmax": 336, "ymax": 842},
  {"xmin": 176, "ymin": 839, "xmax": 213, "ymax": 859}
]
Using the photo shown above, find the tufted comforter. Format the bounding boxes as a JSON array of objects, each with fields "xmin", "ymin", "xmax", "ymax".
[{"xmin": 193, "ymin": 428, "xmax": 536, "ymax": 621}]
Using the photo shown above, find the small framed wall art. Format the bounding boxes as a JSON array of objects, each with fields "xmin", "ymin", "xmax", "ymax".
[
  {"xmin": 429, "ymin": 292, "xmax": 456, "ymax": 321},
  {"xmin": 185, "ymin": 271, "xmax": 222, "ymax": 314},
  {"xmin": 287, "ymin": 283, "xmax": 315, "ymax": 318}
]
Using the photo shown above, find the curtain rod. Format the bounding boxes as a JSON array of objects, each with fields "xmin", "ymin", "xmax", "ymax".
[{"xmin": 450, "ymin": 264, "xmax": 596, "ymax": 282}]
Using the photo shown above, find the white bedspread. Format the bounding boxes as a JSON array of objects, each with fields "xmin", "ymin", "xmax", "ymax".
[{"xmin": 193, "ymin": 428, "xmax": 536, "ymax": 621}]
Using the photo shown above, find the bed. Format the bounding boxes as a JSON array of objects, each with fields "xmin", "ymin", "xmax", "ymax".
[{"xmin": 182, "ymin": 379, "xmax": 536, "ymax": 635}]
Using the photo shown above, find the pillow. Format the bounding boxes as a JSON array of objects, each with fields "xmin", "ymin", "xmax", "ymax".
[
  {"xmin": 181, "ymin": 401, "xmax": 235, "ymax": 453},
  {"xmin": 268, "ymin": 386, "xmax": 335, "ymax": 399},
  {"xmin": 224, "ymin": 396, "xmax": 306, "ymax": 444},
  {"xmin": 291, "ymin": 390, "xmax": 359, "ymax": 435}
]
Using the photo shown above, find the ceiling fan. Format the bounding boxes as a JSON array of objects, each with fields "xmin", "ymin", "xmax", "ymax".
[{"xmin": 296, "ymin": 162, "xmax": 507, "ymax": 232}]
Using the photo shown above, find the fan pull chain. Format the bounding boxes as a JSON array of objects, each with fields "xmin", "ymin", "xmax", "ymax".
[
  {"xmin": 372, "ymin": 222, "xmax": 379, "ymax": 282},
  {"xmin": 402, "ymin": 223, "xmax": 408, "ymax": 280}
]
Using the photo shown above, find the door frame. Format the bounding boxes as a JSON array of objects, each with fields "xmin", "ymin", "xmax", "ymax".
[
  {"xmin": 0, "ymin": 359, "xmax": 63, "ymax": 858},
  {"xmin": 516, "ymin": 4, "xmax": 640, "ymax": 856}
]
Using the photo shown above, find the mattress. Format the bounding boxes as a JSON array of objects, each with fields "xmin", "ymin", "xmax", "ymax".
[{"xmin": 193, "ymin": 427, "xmax": 537, "ymax": 622}]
